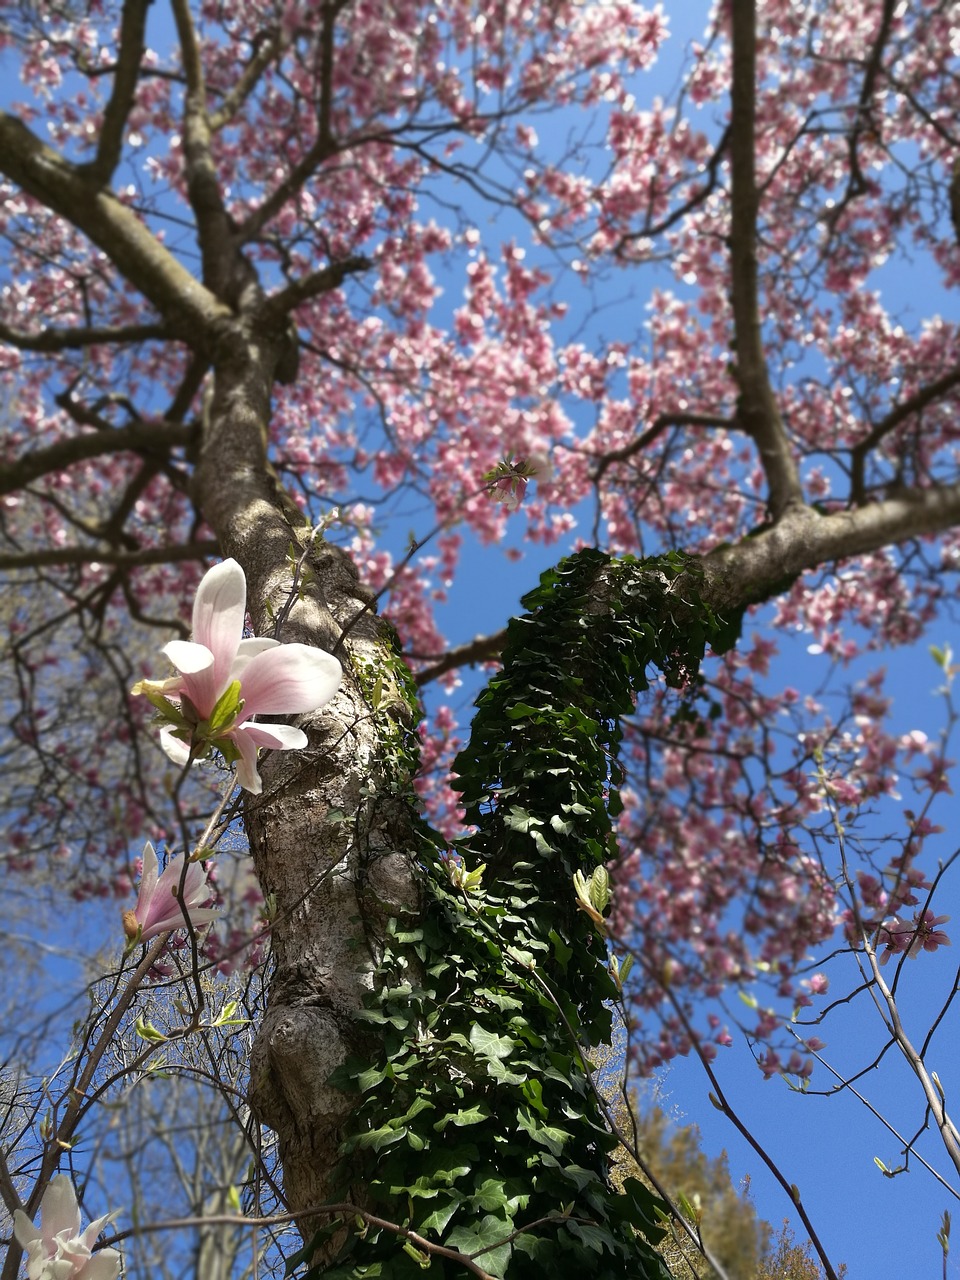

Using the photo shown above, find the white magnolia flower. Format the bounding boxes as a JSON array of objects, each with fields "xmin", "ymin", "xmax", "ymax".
[
  {"xmin": 13, "ymin": 1175, "xmax": 120, "ymax": 1280},
  {"xmin": 133, "ymin": 558, "xmax": 342, "ymax": 793}
]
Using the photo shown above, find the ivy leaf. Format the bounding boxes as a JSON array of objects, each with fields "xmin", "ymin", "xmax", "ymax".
[
  {"xmin": 566, "ymin": 1219, "xmax": 612, "ymax": 1254},
  {"xmin": 521, "ymin": 1077, "xmax": 548, "ymax": 1118},
  {"xmin": 355, "ymin": 1124, "xmax": 407, "ymax": 1152},
  {"xmin": 445, "ymin": 1215, "xmax": 514, "ymax": 1280},
  {"xmin": 486, "ymin": 1057, "xmax": 528, "ymax": 1086},
  {"xmin": 503, "ymin": 806, "xmax": 543, "ymax": 832},
  {"xmin": 516, "ymin": 1107, "xmax": 571, "ymax": 1156},
  {"xmin": 417, "ymin": 1195, "xmax": 461, "ymax": 1236},
  {"xmin": 434, "ymin": 1101, "xmax": 492, "ymax": 1130},
  {"xmin": 475, "ymin": 987, "xmax": 525, "ymax": 1013},
  {"xmin": 506, "ymin": 701, "xmax": 547, "ymax": 720},
  {"xmin": 356, "ymin": 1064, "xmax": 393, "ymax": 1092},
  {"xmin": 469, "ymin": 1024, "xmax": 516, "ymax": 1061}
]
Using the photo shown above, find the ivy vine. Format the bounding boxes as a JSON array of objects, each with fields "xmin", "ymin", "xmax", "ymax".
[{"xmin": 306, "ymin": 548, "xmax": 739, "ymax": 1279}]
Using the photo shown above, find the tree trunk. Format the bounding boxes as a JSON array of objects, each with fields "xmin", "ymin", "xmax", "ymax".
[{"xmin": 194, "ymin": 334, "xmax": 422, "ymax": 1244}]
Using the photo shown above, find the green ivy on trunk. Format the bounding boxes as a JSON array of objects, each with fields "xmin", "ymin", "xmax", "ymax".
[{"xmin": 311, "ymin": 549, "xmax": 737, "ymax": 1278}]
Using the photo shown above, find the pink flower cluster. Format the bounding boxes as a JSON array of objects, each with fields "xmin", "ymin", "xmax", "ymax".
[{"xmin": 876, "ymin": 909, "xmax": 951, "ymax": 965}]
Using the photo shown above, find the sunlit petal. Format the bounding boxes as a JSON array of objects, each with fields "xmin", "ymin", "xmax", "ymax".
[
  {"xmin": 162, "ymin": 640, "xmax": 219, "ymax": 715},
  {"xmin": 191, "ymin": 559, "xmax": 246, "ymax": 675},
  {"xmin": 239, "ymin": 645, "xmax": 342, "ymax": 716},
  {"xmin": 240, "ymin": 722, "xmax": 309, "ymax": 750},
  {"xmin": 158, "ymin": 726, "xmax": 191, "ymax": 767},
  {"xmin": 231, "ymin": 729, "xmax": 264, "ymax": 795}
]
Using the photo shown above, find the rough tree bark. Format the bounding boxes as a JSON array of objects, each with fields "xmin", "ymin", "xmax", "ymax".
[{"xmin": 192, "ymin": 310, "xmax": 425, "ymax": 1232}]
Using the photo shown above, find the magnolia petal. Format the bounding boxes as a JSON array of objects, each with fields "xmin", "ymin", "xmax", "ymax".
[
  {"xmin": 76, "ymin": 1207, "xmax": 120, "ymax": 1251},
  {"xmin": 238, "ymin": 644, "xmax": 342, "ymax": 716},
  {"xmin": 140, "ymin": 905, "xmax": 219, "ymax": 942},
  {"xmin": 81, "ymin": 1249, "xmax": 122, "ymax": 1280},
  {"xmin": 12, "ymin": 1209, "xmax": 39, "ymax": 1250},
  {"xmin": 140, "ymin": 862, "xmax": 218, "ymax": 939},
  {"xmin": 21, "ymin": 1239, "xmax": 52, "ymax": 1280},
  {"xmin": 39, "ymin": 1175, "xmax": 82, "ymax": 1242},
  {"xmin": 239, "ymin": 722, "xmax": 309, "ymax": 751},
  {"xmin": 231, "ymin": 730, "xmax": 264, "ymax": 795},
  {"xmin": 229, "ymin": 723, "xmax": 307, "ymax": 793},
  {"xmin": 162, "ymin": 640, "xmax": 220, "ymax": 717},
  {"xmin": 136, "ymin": 841, "xmax": 159, "ymax": 911},
  {"xmin": 154, "ymin": 852, "xmax": 192, "ymax": 902},
  {"xmin": 162, "ymin": 640, "xmax": 214, "ymax": 675},
  {"xmin": 232, "ymin": 637, "xmax": 280, "ymax": 677},
  {"xmin": 159, "ymin": 725, "xmax": 192, "ymax": 768},
  {"xmin": 173, "ymin": 858, "xmax": 214, "ymax": 913},
  {"xmin": 191, "ymin": 560, "xmax": 246, "ymax": 686}
]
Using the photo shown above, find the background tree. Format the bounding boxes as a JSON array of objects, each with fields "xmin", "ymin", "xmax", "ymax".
[{"xmin": 1, "ymin": 0, "xmax": 959, "ymax": 1276}]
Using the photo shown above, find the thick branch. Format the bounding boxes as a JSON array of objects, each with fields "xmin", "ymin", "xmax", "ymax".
[
  {"xmin": 209, "ymin": 29, "xmax": 285, "ymax": 132},
  {"xmin": 729, "ymin": 0, "xmax": 803, "ymax": 517},
  {"xmin": 413, "ymin": 629, "xmax": 509, "ymax": 686},
  {"xmin": 0, "ymin": 421, "xmax": 196, "ymax": 496},
  {"xmin": 261, "ymin": 256, "xmax": 371, "ymax": 324},
  {"xmin": 237, "ymin": 135, "xmax": 339, "ymax": 246},
  {"xmin": 417, "ymin": 484, "xmax": 960, "ymax": 683},
  {"xmin": 0, "ymin": 541, "xmax": 218, "ymax": 572},
  {"xmin": 703, "ymin": 482, "xmax": 960, "ymax": 610},
  {"xmin": 79, "ymin": 0, "xmax": 150, "ymax": 184},
  {"xmin": 0, "ymin": 114, "xmax": 229, "ymax": 339},
  {"xmin": 170, "ymin": 0, "xmax": 237, "ymax": 300},
  {"xmin": 0, "ymin": 320, "xmax": 167, "ymax": 352}
]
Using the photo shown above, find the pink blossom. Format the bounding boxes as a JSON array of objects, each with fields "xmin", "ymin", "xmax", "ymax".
[
  {"xmin": 122, "ymin": 841, "xmax": 218, "ymax": 943},
  {"xmin": 489, "ymin": 470, "xmax": 529, "ymax": 510},
  {"xmin": 786, "ymin": 1051, "xmax": 813, "ymax": 1079},
  {"xmin": 13, "ymin": 1174, "xmax": 120, "ymax": 1279},
  {"xmin": 484, "ymin": 456, "xmax": 549, "ymax": 511},
  {"xmin": 133, "ymin": 559, "xmax": 342, "ymax": 793},
  {"xmin": 757, "ymin": 1049, "xmax": 782, "ymax": 1079},
  {"xmin": 878, "ymin": 909, "xmax": 951, "ymax": 963},
  {"xmin": 907, "ymin": 909, "xmax": 951, "ymax": 956}
]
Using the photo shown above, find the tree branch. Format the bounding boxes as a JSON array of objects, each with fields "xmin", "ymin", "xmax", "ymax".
[
  {"xmin": 170, "ymin": 0, "xmax": 237, "ymax": 300},
  {"xmin": 0, "ymin": 114, "xmax": 229, "ymax": 339},
  {"xmin": 413, "ymin": 629, "xmax": 509, "ymax": 686},
  {"xmin": 208, "ymin": 28, "xmax": 285, "ymax": 133},
  {"xmin": 78, "ymin": 0, "xmax": 150, "ymax": 185},
  {"xmin": 703, "ymin": 481, "xmax": 960, "ymax": 610},
  {"xmin": 729, "ymin": 0, "xmax": 804, "ymax": 518},
  {"xmin": 261, "ymin": 256, "xmax": 371, "ymax": 323},
  {"xmin": 0, "ymin": 421, "xmax": 197, "ymax": 496},
  {"xmin": 236, "ymin": 136, "xmax": 339, "ymax": 246},
  {"xmin": 0, "ymin": 541, "xmax": 218, "ymax": 572},
  {"xmin": 0, "ymin": 319, "xmax": 168, "ymax": 352},
  {"xmin": 590, "ymin": 411, "xmax": 733, "ymax": 484},
  {"xmin": 850, "ymin": 363, "xmax": 960, "ymax": 500}
]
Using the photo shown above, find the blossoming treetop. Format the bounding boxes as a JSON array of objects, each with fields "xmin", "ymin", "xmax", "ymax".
[{"xmin": 1, "ymin": 0, "xmax": 959, "ymax": 1274}]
